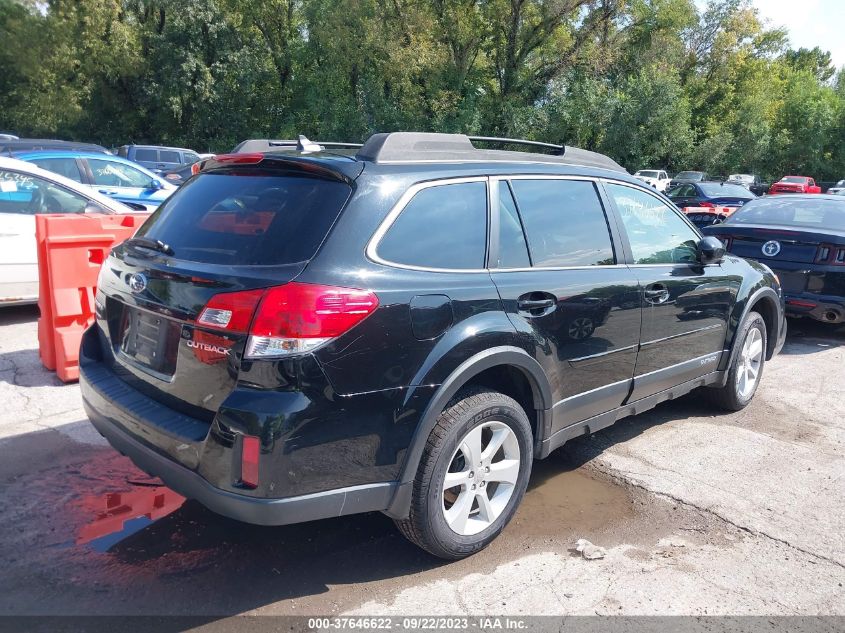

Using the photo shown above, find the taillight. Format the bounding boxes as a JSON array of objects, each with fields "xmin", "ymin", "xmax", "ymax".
[
  {"xmin": 816, "ymin": 243, "xmax": 845, "ymax": 265},
  {"xmin": 190, "ymin": 162, "xmax": 201, "ymax": 175},
  {"xmin": 196, "ymin": 283, "xmax": 380, "ymax": 359},
  {"xmin": 198, "ymin": 289, "xmax": 264, "ymax": 333},
  {"xmin": 247, "ymin": 283, "xmax": 379, "ymax": 358}
]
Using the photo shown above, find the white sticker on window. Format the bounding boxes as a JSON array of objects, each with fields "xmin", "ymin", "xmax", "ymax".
[{"xmin": 0, "ymin": 180, "xmax": 17, "ymax": 193}]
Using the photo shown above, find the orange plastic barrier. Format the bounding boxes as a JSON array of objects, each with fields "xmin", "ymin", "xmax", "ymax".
[{"xmin": 36, "ymin": 213, "xmax": 149, "ymax": 382}]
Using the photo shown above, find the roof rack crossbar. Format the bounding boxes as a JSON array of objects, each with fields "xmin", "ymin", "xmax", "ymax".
[{"xmin": 467, "ymin": 136, "xmax": 564, "ymax": 154}]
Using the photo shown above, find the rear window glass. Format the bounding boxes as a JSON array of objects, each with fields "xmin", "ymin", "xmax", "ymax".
[
  {"xmin": 727, "ymin": 197, "xmax": 845, "ymax": 231},
  {"xmin": 134, "ymin": 149, "xmax": 158, "ymax": 162},
  {"xmin": 136, "ymin": 172, "xmax": 351, "ymax": 265},
  {"xmin": 377, "ymin": 182, "xmax": 488, "ymax": 269},
  {"xmin": 698, "ymin": 183, "xmax": 753, "ymax": 197}
]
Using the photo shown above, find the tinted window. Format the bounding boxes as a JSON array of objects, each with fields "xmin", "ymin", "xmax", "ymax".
[
  {"xmin": 138, "ymin": 172, "xmax": 351, "ymax": 265},
  {"xmin": 510, "ymin": 179, "xmax": 615, "ymax": 267},
  {"xmin": 637, "ymin": 171, "xmax": 659, "ymax": 178},
  {"xmin": 698, "ymin": 183, "xmax": 754, "ymax": 197},
  {"xmin": 184, "ymin": 152, "xmax": 201, "ymax": 165},
  {"xmin": 29, "ymin": 157, "xmax": 84, "ymax": 183},
  {"xmin": 497, "ymin": 182, "xmax": 530, "ymax": 268},
  {"xmin": 607, "ymin": 183, "xmax": 699, "ymax": 264},
  {"xmin": 160, "ymin": 150, "xmax": 181, "ymax": 163},
  {"xmin": 781, "ymin": 177, "xmax": 807, "ymax": 184},
  {"xmin": 0, "ymin": 169, "xmax": 89, "ymax": 214},
  {"xmin": 668, "ymin": 184, "xmax": 696, "ymax": 197},
  {"xmin": 133, "ymin": 149, "xmax": 158, "ymax": 162},
  {"xmin": 675, "ymin": 171, "xmax": 704, "ymax": 180},
  {"xmin": 727, "ymin": 197, "xmax": 845, "ymax": 231},
  {"xmin": 88, "ymin": 159, "xmax": 153, "ymax": 188},
  {"xmin": 377, "ymin": 182, "xmax": 487, "ymax": 269}
]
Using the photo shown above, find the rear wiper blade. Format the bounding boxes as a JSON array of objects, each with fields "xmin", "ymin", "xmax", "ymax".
[{"xmin": 125, "ymin": 236, "xmax": 175, "ymax": 256}]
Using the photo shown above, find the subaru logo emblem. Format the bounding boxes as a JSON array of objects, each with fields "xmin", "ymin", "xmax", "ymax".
[
  {"xmin": 761, "ymin": 241, "xmax": 781, "ymax": 257},
  {"xmin": 128, "ymin": 272, "xmax": 148, "ymax": 293}
]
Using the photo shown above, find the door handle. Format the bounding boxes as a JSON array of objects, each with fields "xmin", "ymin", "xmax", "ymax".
[
  {"xmin": 518, "ymin": 298, "xmax": 555, "ymax": 310},
  {"xmin": 516, "ymin": 293, "xmax": 557, "ymax": 316},
  {"xmin": 644, "ymin": 284, "xmax": 670, "ymax": 305}
]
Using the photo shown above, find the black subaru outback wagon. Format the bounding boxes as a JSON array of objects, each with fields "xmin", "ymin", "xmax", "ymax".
[{"xmin": 81, "ymin": 133, "xmax": 786, "ymax": 559}]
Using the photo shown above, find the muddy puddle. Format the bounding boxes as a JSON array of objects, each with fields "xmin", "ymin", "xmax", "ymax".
[{"xmin": 0, "ymin": 429, "xmax": 639, "ymax": 615}]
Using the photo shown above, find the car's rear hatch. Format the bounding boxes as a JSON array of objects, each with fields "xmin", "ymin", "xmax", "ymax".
[{"xmin": 93, "ymin": 159, "xmax": 360, "ymax": 455}]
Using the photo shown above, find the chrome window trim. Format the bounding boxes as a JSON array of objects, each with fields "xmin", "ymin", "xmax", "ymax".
[{"xmin": 366, "ymin": 173, "xmax": 665, "ymax": 274}]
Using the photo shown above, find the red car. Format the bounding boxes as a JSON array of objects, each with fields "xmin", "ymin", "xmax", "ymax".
[{"xmin": 769, "ymin": 176, "xmax": 822, "ymax": 195}]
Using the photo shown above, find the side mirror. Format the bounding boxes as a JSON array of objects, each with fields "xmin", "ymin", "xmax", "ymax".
[
  {"xmin": 147, "ymin": 179, "xmax": 163, "ymax": 191},
  {"xmin": 698, "ymin": 236, "xmax": 725, "ymax": 265}
]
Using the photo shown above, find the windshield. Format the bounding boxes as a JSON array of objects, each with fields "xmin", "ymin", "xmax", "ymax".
[
  {"xmin": 728, "ymin": 174, "xmax": 753, "ymax": 183},
  {"xmin": 726, "ymin": 197, "xmax": 845, "ymax": 231},
  {"xmin": 698, "ymin": 183, "xmax": 754, "ymax": 197},
  {"xmin": 675, "ymin": 171, "xmax": 703, "ymax": 180},
  {"xmin": 780, "ymin": 177, "xmax": 808, "ymax": 184},
  {"xmin": 136, "ymin": 171, "xmax": 352, "ymax": 265},
  {"xmin": 636, "ymin": 171, "xmax": 659, "ymax": 178},
  {"xmin": 836, "ymin": 180, "xmax": 845, "ymax": 187}
]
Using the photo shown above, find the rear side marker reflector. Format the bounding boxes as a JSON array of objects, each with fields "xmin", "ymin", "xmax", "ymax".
[
  {"xmin": 241, "ymin": 435, "xmax": 260, "ymax": 489},
  {"xmin": 787, "ymin": 299, "xmax": 817, "ymax": 308}
]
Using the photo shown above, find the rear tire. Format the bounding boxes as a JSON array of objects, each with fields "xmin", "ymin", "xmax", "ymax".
[
  {"xmin": 708, "ymin": 311, "xmax": 767, "ymax": 411},
  {"xmin": 394, "ymin": 388, "xmax": 533, "ymax": 560}
]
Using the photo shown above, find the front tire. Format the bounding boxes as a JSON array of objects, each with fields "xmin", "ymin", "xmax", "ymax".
[
  {"xmin": 708, "ymin": 311, "xmax": 767, "ymax": 411},
  {"xmin": 395, "ymin": 388, "xmax": 533, "ymax": 559}
]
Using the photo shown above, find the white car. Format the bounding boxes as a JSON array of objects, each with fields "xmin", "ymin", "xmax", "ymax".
[
  {"xmin": 633, "ymin": 169, "xmax": 670, "ymax": 191},
  {"xmin": 827, "ymin": 179, "xmax": 845, "ymax": 195},
  {"xmin": 0, "ymin": 156, "xmax": 134, "ymax": 305}
]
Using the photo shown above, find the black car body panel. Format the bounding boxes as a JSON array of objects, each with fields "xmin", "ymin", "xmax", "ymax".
[{"xmin": 81, "ymin": 133, "xmax": 786, "ymax": 527}]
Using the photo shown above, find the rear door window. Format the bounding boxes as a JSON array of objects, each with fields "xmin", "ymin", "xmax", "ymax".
[
  {"xmin": 376, "ymin": 181, "xmax": 488, "ymax": 270},
  {"xmin": 133, "ymin": 149, "xmax": 158, "ymax": 162},
  {"xmin": 509, "ymin": 179, "xmax": 615, "ymax": 267},
  {"xmin": 137, "ymin": 172, "xmax": 352, "ymax": 266},
  {"xmin": 28, "ymin": 157, "xmax": 84, "ymax": 183},
  {"xmin": 160, "ymin": 150, "xmax": 181, "ymax": 164}
]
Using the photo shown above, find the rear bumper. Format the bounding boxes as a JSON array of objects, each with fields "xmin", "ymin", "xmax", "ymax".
[
  {"xmin": 83, "ymin": 392, "xmax": 395, "ymax": 525},
  {"xmin": 784, "ymin": 294, "xmax": 845, "ymax": 324},
  {"xmin": 79, "ymin": 325, "xmax": 402, "ymax": 526}
]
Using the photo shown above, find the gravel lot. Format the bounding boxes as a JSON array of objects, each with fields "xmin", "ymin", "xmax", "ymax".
[{"xmin": 0, "ymin": 305, "xmax": 842, "ymax": 618}]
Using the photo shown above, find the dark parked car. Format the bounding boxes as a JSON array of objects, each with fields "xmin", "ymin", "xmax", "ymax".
[
  {"xmin": 726, "ymin": 174, "xmax": 768, "ymax": 197},
  {"xmin": 667, "ymin": 182, "xmax": 756, "ymax": 227},
  {"xmin": 668, "ymin": 170, "xmax": 709, "ymax": 189},
  {"xmin": 117, "ymin": 144, "xmax": 204, "ymax": 175},
  {"xmin": 0, "ymin": 138, "xmax": 108, "ymax": 154},
  {"xmin": 704, "ymin": 194, "xmax": 845, "ymax": 324},
  {"xmin": 80, "ymin": 132, "xmax": 785, "ymax": 559}
]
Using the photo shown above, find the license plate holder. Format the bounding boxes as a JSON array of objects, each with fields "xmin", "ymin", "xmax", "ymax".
[{"xmin": 118, "ymin": 307, "xmax": 180, "ymax": 377}]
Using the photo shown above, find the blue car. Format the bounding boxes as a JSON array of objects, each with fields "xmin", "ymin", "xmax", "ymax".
[{"xmin": 13, "ymin": 151, "xmax": 176, "ymax": 212}]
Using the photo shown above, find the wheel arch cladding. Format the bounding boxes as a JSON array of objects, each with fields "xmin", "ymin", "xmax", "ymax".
[
  {"xmin": 384, "ymin": 346, "xmax": 552, "ymax": 519},
  {"xmin": 727, "ymin": 286, "xmax": 781, "ymax": 369}
]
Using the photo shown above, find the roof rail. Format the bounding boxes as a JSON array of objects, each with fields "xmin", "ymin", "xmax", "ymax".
[
  {"xmin": 355, "ymin": 132, "xmax": 625, "ymax": 173},
  {"xmin": 232, "ymin": 138, "xmax": 364, "ymax": 153},
  {"xmin": 466, "ymin": 136, "xmax": 564, "ymax": 155}
]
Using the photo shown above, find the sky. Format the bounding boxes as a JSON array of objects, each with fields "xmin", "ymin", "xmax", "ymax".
[
  {"xmin": 693, "ymin": 0, "xmax": 845, "ymax": 69},
  {"xmin": 749, "ymin": 0, "xmax": 845, "ymax": 69}
]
